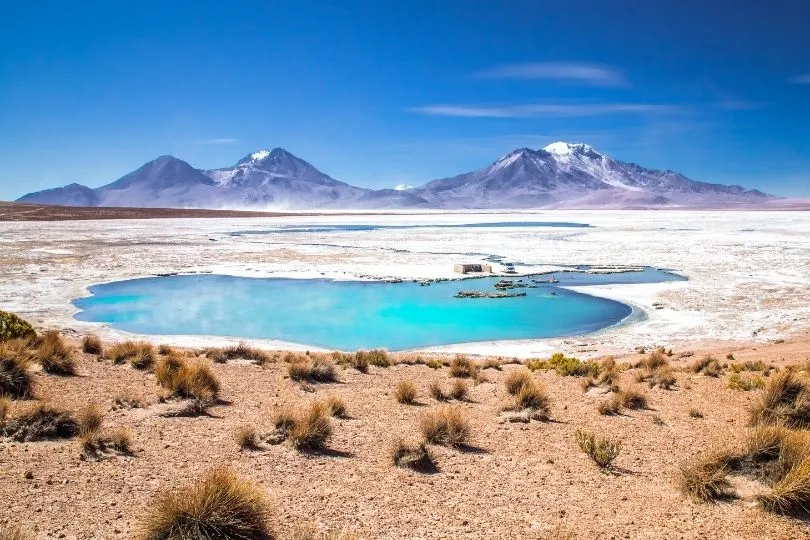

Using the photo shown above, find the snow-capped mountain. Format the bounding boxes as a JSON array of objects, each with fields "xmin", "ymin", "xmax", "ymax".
[
  {"xmin": 17, "ymin": 143, "xmax": 775, "ymax": 209},
  {"xmin": 412, "ymin": 142, "xmax": 774, "ymax": 208}
]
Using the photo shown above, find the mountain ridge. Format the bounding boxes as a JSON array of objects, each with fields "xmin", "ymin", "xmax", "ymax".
[{"xmin": 17, "ymin": 143, "xmax": 776, "ymax": 209}]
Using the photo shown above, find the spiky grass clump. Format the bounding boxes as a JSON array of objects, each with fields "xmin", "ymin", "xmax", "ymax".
[
  {"xmin": 635, "ymin": 352, "xmax": 677, "ymax": 389},
  {"xmin": 689, "ymin": 408, "xmax": 704, "ymax": 419},
  {"xmin": 81, "ymin": 335, "xmax": 103, "ymax": 355},
  {"xmin": 324, "ymin": 395, "xmax": 347, "ymax": 418},
  {"xmin": 3, "ymin": 403, "xmax": 78, "ymax": 442},
  {"xmin": 236, "ymin": 426, "xmax": 260, "ymax": 450},
  {"xmin": 0, "ymin": 343, "xmax": 35, "ymax": 399},
  {"xmin": 420, "ymin": 405, "xmax": 470, "ymax": 447},
  {"xmin": 395, "ymin": 380, "xmax": 418, "ymax": 404},
  {"xmin": 77, "ymin": 403, "xmax": 103, "ymax": 438},
  {"xmin": 677, "ymin": 450, "xmax": 733, "ymax": 502},
  {"xmin": 504, "ymin": 369, "xmax": 533, "ymax": 396},
  {"xmin": 106, "ymin": 341, "xmax": 155, "ymax": 369},
  {"xmin": 597, "ymin": 396, "xmax": 622, "ymax": 416},
  {"xmin": 289, "ymin": 402, "xmax": 332, "ymax": 451},
  {"xmin": 749, "ymin": 369, "xmax": 810, "ymax": 428},
  {"xmin": 618, "ymin": 388, "xmax": 648, "ymax": 410},
  {"xmin": 448, "ymin": 355, "xmax": 479, "ymax": 379},
  {"xmin": 429, "ymin": 380, "xmax": 447, "ymax": 401},
  {"xmin": 271, "ymin": 407, "xmax": 296, "ymax": 435},
  {"xmin": 676, "ymin": 426, "xmax": 810, "ymax": 512},
  {"xmin": 391, "ymin": 439, "xmax": 436, "ymax": 472},
  {"xmin": 36, "ymin": 330, "xmax": 76, "ymax": 375},
  {"xmin": 502, "ymin": 378, "xmax": 551, "ymax": 420},
  {"xmin": 0, "ymin": 396, "xmax": 10, "ymax": 423},
  {"xmin": 450, "ymin": 379, "xmax": 469, "ymax": 401},
  {"xmin": 138, "ymin": 468, "xmax": 273, "ymax": 540},
  {"xmin": 156, "ymin": 356, "xmax": 220, "ymax": 401},
  {"xmin": 691, "ymin": 356, "xmax": 722, "ymax": 377},
  {"xmin": 758, "ymin": 457, "xmax": 810, "ymax": 514},
  {"xmin": 575, "ymin": 429, "xmax": 621, "ymax": 470},
  {"xmin": 209, "ymin": 343, "xmax": 270, "ymax": 365},
  {"xmin": 345, "ymin": 349, "xmax": 390, "ymax": 369},
  {"xmin": 288, "ymin": 357, "xmax": 337, "ymax": 383},
  {"xmin": 0, "ymin": 310, "xmax": 36, "ymax": 342}
]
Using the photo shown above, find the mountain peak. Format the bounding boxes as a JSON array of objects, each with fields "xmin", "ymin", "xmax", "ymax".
[
  {"xmin": 237, "ymin": 147, "xmax": 297, "ymax": 167},
  {"xmin": 543, "ymin": 142, "xmax": 601, "ymax": 158}
]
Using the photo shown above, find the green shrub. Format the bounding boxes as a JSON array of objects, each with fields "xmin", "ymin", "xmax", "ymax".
[
  {"xmin": 0, "ymin": 311, "xmax": 35, "ymax": 343},
  {"xmin": 575, "ymin": 429, "xmax": 621, "ymax": 470},
  {"xmin": 527, "ymin": 352, "xmax": 600, "ymax": 377}
]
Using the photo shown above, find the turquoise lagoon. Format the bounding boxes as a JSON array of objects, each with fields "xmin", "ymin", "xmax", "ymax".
[{"xmin": 73, "ymin": 268, "xmax": 684, "ymax": 350}]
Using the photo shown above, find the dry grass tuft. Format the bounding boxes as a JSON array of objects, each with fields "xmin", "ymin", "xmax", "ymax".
[
  {"xmin": 156, "ymin": 356, "xmax": 220, "ymax": 402},
  {"xmin": 449, "ymin": 355, "xmax": 479, "ymax": 379},
  {"xmin": 324, "ymin": 395, "xmax": 347, "ymax": 418},
  {"xmin": 106, "ymin": 341, "xmax": 155, "ymax": 370},
  {"xmin": 758, "ymin": 457, "xmax": 810, "ymax": 514},
  {"xmin": 597, "ymin": 396, "xmax": 622, "ymax": 416},
  {"xmin": 689, "ymin": 408, "xmax": 704, "ymax": 419},
  {"xmin": 209, "ymin": 343, "xmax": 271, "ymax": 364},
  {"xmin": 575, "ymin": 429, "xmax": 621, "ymax": 470},
  {"xmin": 618, "ymin": 388, "xmax": 648, "ymax": 410},
  {"xmin": 450, "ymin": 379, "xmax": 469, "ymax": 401},
  {"xmin": 3, "ymin": 403, "xmax": 78, "ymax": 442},
  {"xmin": 157, "ymin": 344, "xmax": 176, "ymax": 356},
  {"xmin": 345, "ymin": 349, "xmax": 390, "ymax": 369},
  {"xmin": 502, "ymin": 379, "xmax": 551, "ymax": 420},
  {"xmin": 420, "ymin": 405, "xmax": 470, "ymax": 447},
  {"xmin": 677, "ymin": 450, "xmax": 733, "ymax": 502},
  {"xmin": 635, "ymin": 352, "xmax": 677, "ymax": 389},
  {"xmin": 395, "ymin": 380, "xmax": 419, "ymax": 404},
  {"xmin": 81, "ymin": 335, "xmax": 103, "ymax": 355},
  {"xmin": 0, "ymin": 342, "xmax": 35, "ymax": 399},
  {"xmin": 289, "ymin": 402, "xmax": 333, "ymax": 451},
  {"xmin": 429, "ymin": 380, "xmax": 447, "ymax": 401},
  {"xmin": 691, "ymin": 356, "xmax": 723, "ymax": 377},
  {"xmin": 236, "ymin": 425, "xmax": 260, "ymax": 450},
  {"xmin": 36, "ymin": 330, "xmax": 76, "ymax": 375},
  {"xmin": 504, "ymin": 369, "xmax": 533, "ymax": 396},
  {"xmin": 0, "ymin": 396, "xmax": 10, "ymax": 422},
  {"xmin": 288, "ymin": 357, "xmax": 337, "ymax": 383},
  {"xmin": 77, "ymin": 403, "xmax": 103, "ymax": 438},
  {"xmin": 138, "ymin": 468, "xmax": 273, "ymax": 540},
  {"xmin": 391, "ymin": 439, "xmax": 436, "ymax": 472},
  {"xmin": 749, "ymin": 369, "xmax": 810, "ymax": 428}
]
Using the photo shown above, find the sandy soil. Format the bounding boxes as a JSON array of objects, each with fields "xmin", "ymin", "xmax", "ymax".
[{"xmin": 1, "ymin": 333, "xmax": 809, "ymax": 539}]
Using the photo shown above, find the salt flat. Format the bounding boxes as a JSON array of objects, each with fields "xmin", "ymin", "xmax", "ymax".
[{"xmin": 1, "ymin": 210, "xmax": 808, "ymax": 356}]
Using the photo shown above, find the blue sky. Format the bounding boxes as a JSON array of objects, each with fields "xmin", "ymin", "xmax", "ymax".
[{"xmin": 2, "ymin": 0, "xmax": 809, "ymax": 199}]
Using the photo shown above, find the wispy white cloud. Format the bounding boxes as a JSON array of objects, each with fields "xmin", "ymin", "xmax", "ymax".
[
  {"xmin": 476, "ymin": 62, "xmax": 628, "ymax": 87},
  {"xmin": 716, "ymin": 97, "xmax": 762, "ymax": 110},
  {"xmin": 409, "ymin": 103, "xmax": 680, "ymax": 118},
  {"xmin": 192, "ymin": 137, "xmax": 239, "ymax": 145},
  {"xmin": 789, "ymin": 74, "xmax": 810, "ymax": 84}
]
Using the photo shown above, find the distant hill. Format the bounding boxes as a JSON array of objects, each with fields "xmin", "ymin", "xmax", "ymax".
[{"xmin": 18, "ymin": 143, "xmax": 776, "ymax": 209}]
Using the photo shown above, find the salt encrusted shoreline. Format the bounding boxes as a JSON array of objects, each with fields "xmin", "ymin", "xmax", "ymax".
[{"xmin": 1, "ymin": 210, "xmax": 809, "ymax": 357}]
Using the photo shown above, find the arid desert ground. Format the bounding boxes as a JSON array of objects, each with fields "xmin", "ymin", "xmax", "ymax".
[{"xmin": 1, "ymin": 210, "xmax": 809, "ymax": 539}]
